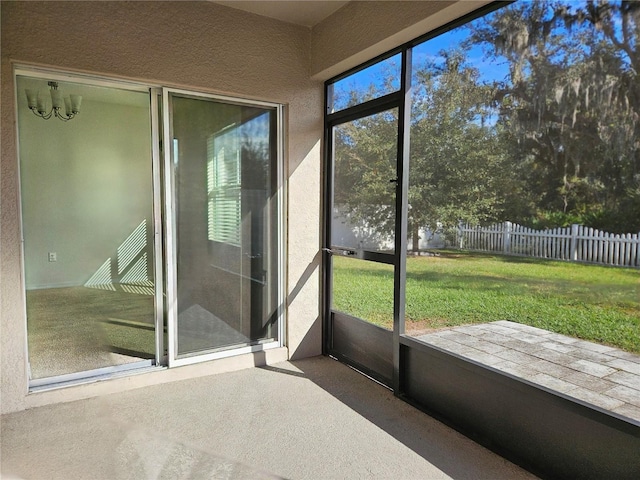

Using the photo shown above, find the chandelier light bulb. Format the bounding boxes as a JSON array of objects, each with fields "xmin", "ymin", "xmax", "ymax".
[{"xmin": 25, "ymin": 81, "xmax": 82, "ymax": 121}]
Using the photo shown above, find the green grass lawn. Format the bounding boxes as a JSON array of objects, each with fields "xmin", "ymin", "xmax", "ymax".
[{"xmin": 332, "ymin": 250, "xmax": 640, "ymax": 353}]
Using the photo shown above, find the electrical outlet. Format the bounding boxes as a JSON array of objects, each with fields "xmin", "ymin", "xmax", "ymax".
[{"xmin": 48, "ymin": 252, "xmax": 57, "ymax": 262}]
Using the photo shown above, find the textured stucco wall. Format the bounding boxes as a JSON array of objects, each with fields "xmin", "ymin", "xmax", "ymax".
[
  {"xmin": 311, "ymin": 0, "xmax": 491, "ymax": 80},
  {"xmin": 1, "ymin": 1, "xmax": 322, "ymax": 413}
]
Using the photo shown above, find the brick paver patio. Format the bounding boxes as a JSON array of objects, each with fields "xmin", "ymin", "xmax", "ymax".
[{"xmin": 415, "ymin": 320, "xmax": 640, "ymax": 423}]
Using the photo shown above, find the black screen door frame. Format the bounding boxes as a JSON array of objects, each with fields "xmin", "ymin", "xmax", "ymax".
[{"xmin": 323, "ymin": 49, "xmax": 412, "ymax": 390}]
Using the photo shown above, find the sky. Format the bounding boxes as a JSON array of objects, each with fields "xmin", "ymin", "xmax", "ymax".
[
  {"xmin": 331, "ymin": 10, "xmax": 509, "ymax": 112},
  {"xmin": 413, "ymin": 25, "xmax": 510, "ymax": 84},
  {"xmin": 332, "ymin": 0, "xmax": 630, "ymax": 110}
]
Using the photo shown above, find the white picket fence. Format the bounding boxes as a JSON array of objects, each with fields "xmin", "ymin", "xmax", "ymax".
[{"xmin": 457, "ymin": 222, "xmax": 640, "ymax": 268}]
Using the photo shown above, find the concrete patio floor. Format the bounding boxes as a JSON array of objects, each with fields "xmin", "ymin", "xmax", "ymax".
[
  {"xmin": 1, "ymin": 356, "xmax": 536, "ymax": 480},
  {"xmin": 415, "ymin": 320, "xmax": 640, "ymax": 423}
]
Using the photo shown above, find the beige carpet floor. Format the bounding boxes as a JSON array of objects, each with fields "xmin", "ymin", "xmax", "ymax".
[
  {"xmin": 26, "ymin": 285, "xmax": 156, "ymax": 380},
  {"xmin": 26, "ymin": 284, "xmax": 269, "ymax": 380}
]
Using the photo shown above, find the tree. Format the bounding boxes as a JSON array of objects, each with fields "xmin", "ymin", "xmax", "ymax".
[
  {"xmin": 408, "ymin": 51, "xmax": 515, "ymax": 249},
  {"xmin": 469, "ymin": 0, "xmax": 640, "ymax": 232},
  {"xmin": 333, "ymin": 107, "xmax": 399, "ymax": 246},
  {"xmin": 332, "ymin": 53, "xmax": 512, "ymax": 251},
  {"xmin": 333, "ymin": 0, "xmax": 640, "ymax": 247}
]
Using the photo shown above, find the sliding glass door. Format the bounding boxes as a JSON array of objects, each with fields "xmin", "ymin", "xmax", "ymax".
[
  {"xmin": 164, "ymin": 91, "xmax": 282, "ymax": 364},
  {"xmin": 18, "ymin": 70, "xmax": 284, "ymax": 386},
  {"xmin": 17, "ymin": 73, "xmax": 161, "ymax": 383}
]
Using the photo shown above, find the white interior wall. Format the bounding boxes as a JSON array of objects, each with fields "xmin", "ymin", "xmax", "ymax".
[{"xmin": 17, "ymin": 88, "xmax": 153, "ymax": 289}]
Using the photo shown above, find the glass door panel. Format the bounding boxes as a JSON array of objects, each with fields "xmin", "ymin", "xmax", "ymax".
[
  {"xmin": 167, "ymin": 93, "xmax": 279, "ymax": 359},
  {"xmin": 17, "ymin": 75, "xmax": 157, "ymax": 381}
]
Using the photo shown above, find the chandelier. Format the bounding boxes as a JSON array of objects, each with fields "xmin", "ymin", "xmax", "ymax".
[{"xmin": 25, "ymin": 82, "xmax": 82, "ymax": 121}]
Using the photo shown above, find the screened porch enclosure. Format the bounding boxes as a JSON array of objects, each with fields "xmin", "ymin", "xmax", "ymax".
[{"xmin": 323, "ymin": 2, "xmax": 640, "ymax": 478}]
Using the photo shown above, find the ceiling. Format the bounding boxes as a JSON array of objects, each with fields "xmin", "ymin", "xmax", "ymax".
[{"xmin": 213, "ymin": 1, "xmax": 350, "ymax": 27}]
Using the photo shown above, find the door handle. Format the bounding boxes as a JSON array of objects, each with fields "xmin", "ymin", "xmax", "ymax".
[{"xmin": 323, "ymin": 247, "xmax": 356, "ymax": 256}]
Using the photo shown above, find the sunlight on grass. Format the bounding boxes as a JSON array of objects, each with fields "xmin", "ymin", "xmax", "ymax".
[
  {"xmin": 332, "ymin": 251, "xmax": 640, "ymax": 352},
  {"xmin": 332, "ymin": 260, "xmax": 394, "ymax": 328}
]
